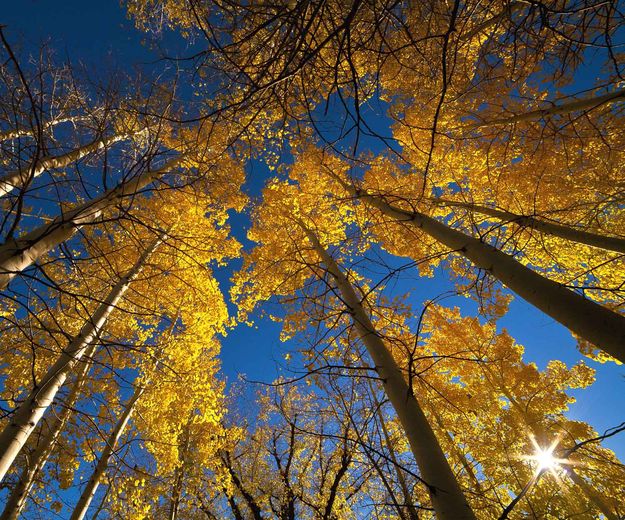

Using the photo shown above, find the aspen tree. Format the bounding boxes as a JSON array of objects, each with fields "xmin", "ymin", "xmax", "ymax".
[
  {"xmin": 0, "ymin": 236, "xmax": 163, "ymax": 481},
  {"xmin": 0, "ymin": 115, "xmax": 90, "ymax": 143},
  {"xmin": 0, "ymin": 344, "xmax": 97, "ymax": 520},
  {"xmin": 300, "ymin": 223, "xmax": 475, "ymax": 520},
  {"xmin": 232, "ymin": 168, "xmax": 475, "ymax": 519},
  {"xmin": 69, "ymin": 380, "xmax": 146, "ymax": 520},
  {"xmin": 338, "ymin": 177, "xmax": 625, "ymax": 362},
  {"xmin": 0, "ymin": 131, "xmax": 144, "ymax": 197},
  {"xmin": 424, "ymin": 198, "xmax": 625, "ymax": 255},
  {"xmin": 412, "ymin": 304, "xmax": 625, "ymax": 517},
  {"xmin": 0, "ymin": 156, "xmax": 182, "ymax": 290}
]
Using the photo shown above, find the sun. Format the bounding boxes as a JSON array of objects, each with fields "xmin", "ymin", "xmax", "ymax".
[
  {"xmin": 526, "ymin": 435, "xmax": 569, "ymax": 475},
  {"xmin": 534, "ymin": 446, "xmax": 558, "ymax": 471}
]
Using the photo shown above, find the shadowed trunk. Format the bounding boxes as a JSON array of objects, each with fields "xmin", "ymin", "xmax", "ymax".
[
  {"xmin": 0, "ymin": 236, "xmax": 162, "ymax": 481},
  {"xmin": 0, "ymin": 156, "xmax": 181, "ymax": 290},
  {"xmin": 301, "ymin": 223, "xmax": 476, "ymax": 520},
  {"xmin": 339, "ymin": 180, "xmax": 625, "ymax": 363}
]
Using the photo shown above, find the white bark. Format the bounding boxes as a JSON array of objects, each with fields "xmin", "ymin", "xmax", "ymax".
[
  {"xmin": 463, "ymin": 88, "xmax": 625, "ymax": 129},
  {"xmin": 0, "ymin": 237, "xmax": 161, "ymax": 482},
  {"xmin": 0, "ymin": 131, "xmax": 139, "ymax": 197},
  {"xmin": 0, "ymin": 345, "xmax": 97, "ymax": 520},
  {"xmin": 0, "ymin": 115, "xmax": 89, "ymax": 143},
  {"xmin": 566, "ymin": 469, "xmax": 618, "ymax": 520},
  {"xmin": 428, "ymin": 198, "xmax": 625, "ymax": 254},
  {"xmin": 0, "ymin": 156, "xmax": 182, "ymax": 290},
  {"xmin": 369, "ymin": 386, "xmax": 420, "ymax": 520},
  {"xmin": 69, "ymin": 313, "xmax": 176, "ymax": 520},
  {"xmin": 70, "ymin": 383, "xmax": 145, "ymax": 520},
  {"xmin": 342, "ymin": 182, "xmax": 625, "ymax": 363},
  {"xmin": 302, "ymin": 225, "xmax": 476, "ymax": 520}
]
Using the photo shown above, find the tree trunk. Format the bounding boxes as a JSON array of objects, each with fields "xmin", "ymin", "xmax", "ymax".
[
  {"xmin": 0, "ymin": 344, "xmax": 97, "ymax": 520},
  {"xmin": 70, "ymin": 314, "xmax": 176, "ymax": 520},
  {"xmin": 301, "ymin": 224, "xmax": 476, "ymax": 520},
  {"xmin": 0, "ymin": 156, "xmax": 181, "ymax": 290},
  {"xmin": 0, "ymin": 131, "xmax": 138, "ymax": 197},
  {"xmin": 169, "ymin": 416, "xmax": 193, "ymax": 520},
  {"xmin": 343, "ymin": 182, "xmax": 625, "ymax": 363},
  {"xmin": 566, "ymin": 469, "xmax": 618, "ymax": 520},
  {"xmin": 429, "ymin": 197, "xmax": 625, "ymax": 254},
  {"xmin": 0, "ymin": 115, "xmax": 89, "ymax": 143},
  {"xmin": 368, "ymin": 384, "xmax": 420, "ymax": 520},
  {"xmin": 464, "ymin": 88, "xmax": 625, "ymax": 129},
  {"xmin": 69, "ymin": 383, "xmax": 146, "ymax": 520},
  {"xmin": 428, "ymin": 407, "xmax": 483, "ymax": 495},
  {"xmin": 0, "ymin": 237, "xmax": 161, "ymax": 482}
]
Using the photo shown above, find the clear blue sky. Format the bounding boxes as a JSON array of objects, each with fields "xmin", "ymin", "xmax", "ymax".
[{"xmin": 3, "ymin": 0, "xmax": 624, "ymax": 465}]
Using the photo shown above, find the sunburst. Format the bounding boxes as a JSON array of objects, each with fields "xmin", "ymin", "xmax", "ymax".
[{"xmin": 523, "ymin": 435, "xmax": 573, "ymax": 478}]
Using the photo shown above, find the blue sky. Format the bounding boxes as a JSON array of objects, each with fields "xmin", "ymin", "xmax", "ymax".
[{"xmin": 3, "ymin": 0, "xmax": 624, "ymax": 466}]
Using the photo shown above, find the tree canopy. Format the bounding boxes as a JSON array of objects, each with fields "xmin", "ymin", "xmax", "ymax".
[{"xmin": 0, "ymin": 2, "xmax": 624, "ymax": 518}]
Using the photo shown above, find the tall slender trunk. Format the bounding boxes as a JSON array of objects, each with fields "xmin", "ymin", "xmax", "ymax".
[
  {"xmin": 0, "ymin": 115, "xmax": 89, "ymax": 143},
  {"xmin": 341, "ymin": 181, "xmax": 625, "ymax": 363},
  {"xmin": 0, "ymin": 237, "xmax": 161, "ymax": 482},
  {"xmin": 566, "ymin": 469, "xmax": 618, "ymax": 520},
  {"xmin": 169, "ymin": 465, "xmax": 185, "ymax": 520},
  {"xmin": 169, "ymin": 416, "xmax": 193, "ymax": 520},
  {"xmin": 368, "ymin": 384, "xmax": 419, "ymax": 520},
  {"xmin": 300, "ymin": 224, "xmax": 476, "ymax": 520},
  {"xmin": 70, "ymin": 315, "xmax": 177, "ymax": 520},
  {"xmin": 0, "ymin": 156, "xmax": 181, "ymax": 290},
  {"xmin": 428, "ymin": 198, "xmax": 625, "ymax": 254},
  {"xmin": 69, "ymin": 382, "xmax": 146, "ymax": 520},
  {"xmin": 0, "ymin": 344, "xmax": 97, "ymax": 520},
  {"xmin": 0, "ymin": 131, "xmax": 138, "ymax": 197},
  {"xmin": 463, "ymin": 87, "xmax": 625, "ymax": 129}
]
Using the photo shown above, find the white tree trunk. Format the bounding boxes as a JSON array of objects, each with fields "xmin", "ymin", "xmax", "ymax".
[
  {"xmin": 69, "ymin": 383, "xmax": 145, "ymax": 520},
  {"xmin": 343, "ymin": 182, "xmax": 625, "ymax": 363},
  {"xmin": 0, "ymin": 237, "xmax": 161, "ymax": 482},
  {"xmin": 0, "ymin": 344, "xmax": 97, "ymax": 520},
  {"xmin": 428, "ymin": 198, "xmax": 625, "ymax": 254},
  {"xmin": 0, "ymin": 131, "xmax": 138, "ymax": 197},
  {"xmin": 369, "ymin": 386, "xmax": 420, "ymax": 520},
  {"xmin": 463, "ymin": 88, "xmax": 625, "ymax": 129},
  {"xmin": 302, "ymin": 225, "xmax": 476, "ymax": 520},
  {"xmin": 0, "ymin": 156, "xmax": 181, "ymax": 290},
  {"xmin": 0, "ymin": 115, "xmax": 89, "ymax": 143}
]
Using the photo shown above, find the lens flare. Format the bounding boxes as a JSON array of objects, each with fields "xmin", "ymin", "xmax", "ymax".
[
  {"xmin": 525, "ymin": 435, "xmax": 569, "ymax": 475},
  {"xmin": 535, "ymin": 447, "xmax": 558, "ymax": 471}
]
